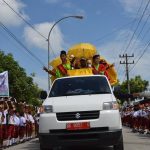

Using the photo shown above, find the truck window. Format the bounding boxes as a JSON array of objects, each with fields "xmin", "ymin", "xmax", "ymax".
[{"xmin": 49, "ymin": 76, "xmax": 111, "ymax": 97}]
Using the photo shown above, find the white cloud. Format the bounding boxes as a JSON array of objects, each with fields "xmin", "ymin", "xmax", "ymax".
[
  {"xmin": 97, "ymin": 29, "xmax": 149, "ymax": 83},
  {"xmin": 118, "ymin": 0, "xmax": 150, "ymax": 17},
  {"xmin": 23, "ymin": 22, "xmax": 64, "ymax": 55},
  {"xmin": 119, "ymin": 0, "xmax": 141, "ymax": 13},
  {"xmin": 0, "ymin": 0, "xmax": 29, "ymax": 26},
  {"xmin": 33, "ymin": 76, "xmax": 48, "ymax": 91}
]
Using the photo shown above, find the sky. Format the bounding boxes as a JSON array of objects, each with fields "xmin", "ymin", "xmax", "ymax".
[{"xmin": 0, "ymin": 0, "xmax": 150, "ymax": 91}]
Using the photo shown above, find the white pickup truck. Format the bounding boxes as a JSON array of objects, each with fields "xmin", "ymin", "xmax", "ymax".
[{"xmin": 39, "ymin": 75, "xmax": 123, "ymax": 150}]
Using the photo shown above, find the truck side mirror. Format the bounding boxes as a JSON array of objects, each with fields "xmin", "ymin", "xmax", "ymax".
[{"xmin": 40, "ymin": 91, "xmax": 47, "ymax": 100}]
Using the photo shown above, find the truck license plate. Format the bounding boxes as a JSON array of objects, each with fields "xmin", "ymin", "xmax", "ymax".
[{"xmin": 66, "ymin": 122, "xmax": 90, "ymax": 130}]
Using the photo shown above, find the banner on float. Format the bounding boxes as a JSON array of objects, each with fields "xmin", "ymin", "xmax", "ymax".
[{"xmin": 0, "ymin": 71, "xmax": 9, "ymax": 97}]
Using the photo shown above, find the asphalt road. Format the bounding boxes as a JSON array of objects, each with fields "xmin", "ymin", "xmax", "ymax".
[{"xmin": 5, "ymin": 127, "xmax": 150, "ymax": 150}]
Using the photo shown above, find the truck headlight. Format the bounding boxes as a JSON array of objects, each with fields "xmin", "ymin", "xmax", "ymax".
[
  {"xmin": 42, "ymin": 105, "xmax": 53, "ymax": 113},
  {"xmin": 103, "ymin": 101, "xmax": 119, "ymax": 110}
]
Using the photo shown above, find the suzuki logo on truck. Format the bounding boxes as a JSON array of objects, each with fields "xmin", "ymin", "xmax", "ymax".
[{"xmin": 75, "ymin": 113, "xmax": 80, "ymax": 119}]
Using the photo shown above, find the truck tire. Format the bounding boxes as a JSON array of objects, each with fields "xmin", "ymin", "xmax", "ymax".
[{"xmin": 113, "ymin": 135, "xmax": 124, "ymax": 150}]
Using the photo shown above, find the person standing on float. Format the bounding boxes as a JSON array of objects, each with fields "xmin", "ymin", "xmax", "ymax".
[{"xmin": 43, "ymin": 50, "xmax": 72, "ymax": 78}]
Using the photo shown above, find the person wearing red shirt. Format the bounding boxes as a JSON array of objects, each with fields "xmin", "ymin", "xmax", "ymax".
[{"xmin": 92, "ymin": 54, "xmax": 110, "ymax": 80}]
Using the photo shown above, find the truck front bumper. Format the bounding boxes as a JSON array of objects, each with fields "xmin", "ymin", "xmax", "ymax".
[{"xmin": 39, "ymin": 128, "xmax": 122, "ymax": 148}]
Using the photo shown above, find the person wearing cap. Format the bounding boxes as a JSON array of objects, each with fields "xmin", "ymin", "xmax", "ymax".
[
  {"xmin": 92, "ymin": 54, "xmax": 110, "ymax": 80},
  {"xmin": 43, "ymin": 50, "xmax": 72, "ymax": 78}
]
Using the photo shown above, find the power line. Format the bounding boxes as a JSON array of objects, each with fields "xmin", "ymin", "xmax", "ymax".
[
  {"xmin": 120, "ymin": 32, "xmax": 150, "ymax": 81},
  {"xmin": 129, "ymin": 13, "xmax": 150, "ymax": 54},
  {"xmin": 127, "ymin": 12, "xmax": 150, "ymax": 72},
  {"xmin": 119, "ymin": 0, "xmax": 144, "ymax": 54},
  {"xmin": 120, "ymin": 70, "xmax": 126, "ymax": 83},
  {"xmin": 93, "ymin": 20, "xmax": 137, "ymax": 43},
  {"xmin": 121, "ymin": 0, "xmax": 144, "ymax": 48},
  {"xmin": 128, "ymin": 13, "xmax": 150, "ymax": 62},
  {"xmin": 93, "ymin": 20, "xmax": 137, "ymax": 74},
  {"xmin": 0, "ymin": 21, "xmax": 45, "ymax": 66},
  {"xmin": 116, "ymin": 0, "xmax": 143, "ymax": 62},
  {"xmin": 123, "ymin": 12, "xmax": 150, "ymax": 72},
  {"xmin": 122, "ymin": 0, "xmax": 150, "ymax": 54},
  {"xmin": 2, "ymin": 0, "xmax": 47, "ymax": 40},
  {"xmin": 133, "ymin": 25, "xmax": 150, "ymax": 60},
  {"xmin": 117, "ymin": 0, "xmax": 148, "ymax": 75},
  {"xmin": 2, "ymin": 0, "xmax": 57, "ymax": 58},
  {"xmin": 129, "ymin": 40, "xmax": 150, "ymax": 72}
]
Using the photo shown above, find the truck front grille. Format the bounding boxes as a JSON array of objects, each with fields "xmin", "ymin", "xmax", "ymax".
[{"xmin": 56, "ymin": 111, "xmax": 100, "ymax": 121}]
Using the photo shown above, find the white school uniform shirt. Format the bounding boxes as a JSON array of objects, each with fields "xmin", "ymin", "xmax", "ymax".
[
  {"xmin": 143, "ymin": 111, "xmax": 148, "ymax": 118},
  {"xmin": 9, "ymin": 115, "xmax": 15, "ymax": 125},
  {"xmin": 14, "ymin": 115, "xmax": 20, "ymax": 126},
  {"xmin": 133, "ymin": 111, "xmax": 139, "ymax": 118},
  {"xmin": 20, "ymin": 116, "xmax": 26, "ymax": 126},
  {"xmin": 24, "ymin": 113, "xmax": 30, "ymax": 122},
  {"xmin": 28, "ymin": 114, "xmax": 35, "ymax": 124},
  {"xmin": 136, "ymin": 110, "xmax": 141, "ymax": 117},
  {"xmin": 2, "ymin": 109, "xmax": 8, "ymax": 125},
  {"xmin": 139, "ymin": 110, "xmax": 147, "ymax": 117}
]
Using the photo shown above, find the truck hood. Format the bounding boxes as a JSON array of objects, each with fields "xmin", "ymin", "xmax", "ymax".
[{"xmin": 43, "ymin": 94, "xmax": 113, "ymax": 113}]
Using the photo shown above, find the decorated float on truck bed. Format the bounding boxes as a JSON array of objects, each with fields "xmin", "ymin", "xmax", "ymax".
[{"xmin": 49, "ymin": 43, "xmax": 118, "ymax": 85}]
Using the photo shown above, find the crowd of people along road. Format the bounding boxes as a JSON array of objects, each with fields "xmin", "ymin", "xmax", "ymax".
[
  {"xmin": 43, "ymin": 50, "xmax": 114, "ymax": 80},
  {"xmin": 0, "ymin": 97, "xmax": 39, "ymax": 149},
  {"xmin": 121, "ymin": 101, "xmax": 150, "ymax": 134}
]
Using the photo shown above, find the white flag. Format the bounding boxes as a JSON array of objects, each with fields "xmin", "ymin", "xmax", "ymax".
[{"xmin": 0, "ymin": 71, "xmax": 9, "ymax": 97}]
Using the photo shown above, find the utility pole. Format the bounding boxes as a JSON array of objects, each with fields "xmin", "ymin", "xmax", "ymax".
[{"xmin": 119, "ymin": 54, "xmax": 134, "ymax": 103}]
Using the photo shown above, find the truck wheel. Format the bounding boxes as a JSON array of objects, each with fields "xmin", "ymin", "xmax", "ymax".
[{"xmin": 113, "ymin": 135, "xmax": 124, "ymax": 150}]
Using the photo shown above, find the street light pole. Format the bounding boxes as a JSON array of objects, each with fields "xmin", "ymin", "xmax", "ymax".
[{"xmin": 47, "ymin": 15, "xmax": 83, "ymax": 90}]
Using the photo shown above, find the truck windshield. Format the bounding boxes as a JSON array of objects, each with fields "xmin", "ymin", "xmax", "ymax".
[{"xmin": 49, "ymin": 76, "xmax": 111, "ymax": 97}]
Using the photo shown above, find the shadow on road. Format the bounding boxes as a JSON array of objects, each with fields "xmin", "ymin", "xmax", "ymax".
[
  {"xmin": 20, "ymin": 139, "xmax": 113, "ymax": 150},
  {"xmin": 64, "ymin": 146, "xmax": 113, "ymax": 150}
]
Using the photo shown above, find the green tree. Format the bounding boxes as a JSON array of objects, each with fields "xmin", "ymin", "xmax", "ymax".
[
  {"xmin": 114, "ymin": 76, "xmax": 149, "ymax": 101},
  {"xmin": 120, "ymin": 75, "xmax": 149, "ymax": 94},
  {"xmin": 0, "ymin": 51, "xmax": 42, "ymax": 106}
]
